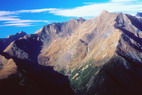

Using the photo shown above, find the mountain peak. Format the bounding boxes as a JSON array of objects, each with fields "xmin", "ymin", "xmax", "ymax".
[
  {"xmin": 136, "ymin": 12, "xmax": 142, "ymax": 17},
  {"xmin": 7, "ymin": 31, "xmax": 27, "ymax": 38},
  {"xmin": 100, "ymin": 10, "xmax": 110, "ymax": 15},
  {"xmin": 77, "ymin": 17, "xmax": 86, "ymax": 22},
  {"xmin": 0, "ymin": 32, "xmax": 27, "ymax": 52},
  {"xmin": 69, "ymin": 17, "xmax": 85, "ymax": 23}
]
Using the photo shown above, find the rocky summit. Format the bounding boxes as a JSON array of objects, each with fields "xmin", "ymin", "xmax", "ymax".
[
  {"xmin": 136, "ymin": 12, "xmax": 142, "ymax": 17},
  {"xmin": 0, "ymin": 31, "xmax": 27, "ymax": 52},
  {"xmin": 1, "ymin": 11, "xmax": 142, "ymax": 95}
]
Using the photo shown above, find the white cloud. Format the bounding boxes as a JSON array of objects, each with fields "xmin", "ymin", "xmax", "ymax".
[
  {"xmin": 49, "ymin": 2, "xmax": 142, "ymax": 17},
  {"xmin": 0, "ymin": 11, "xmax": 16, "ymax": 16},
  {"xmin": 0, "ymin": 16, "xmax": 20, "ymax": 21},
  {"xmin": 4, "ymin": 19, "xmax": 48, "ymax": 26},
  {"xmin": 18, "ymin": 8, "xmax": 56, "ymax": 13},
  {"xmin": 1, "ymin": 23, "xmax": 33, "ymax": 27},
  {"xmin": 111, "ymin": 0, "xmax": 137, "ymax": 2},
  {"xmin": 0, "ymin": 9, "xmax": 57, "ymax": 16},
  {"xmin": 4, "ymin": 20, "xmax": 48, "ymax": 23},
  {"xmin": 0, "ymin": 8, "xmax": 52, "ymax": 27},
  {"xmin": 0, "ymin": 16, "xmax": 48, "ymax": 27},
  {"xmin": 0, "ymin": 0, "xmax": 142, "ymax": 27}
]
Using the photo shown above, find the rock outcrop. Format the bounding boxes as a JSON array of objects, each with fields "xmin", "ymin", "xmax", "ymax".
[{"xmin": 0, "ymin": 31, "xmax": 27, "ymax": 52}]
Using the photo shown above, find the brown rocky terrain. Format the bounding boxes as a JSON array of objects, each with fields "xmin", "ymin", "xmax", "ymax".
[{"xmin": 1, "ymin": 11, "xmax": 142, "ymax": 95}]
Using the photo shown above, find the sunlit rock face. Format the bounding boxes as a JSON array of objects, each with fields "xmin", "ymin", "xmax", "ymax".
[
  {"xmin": 38, "ymin": 11, "xmax": 142, "ymax": 69},
  {"xmin": 0, "ymin": 55, "xmax": 17, "ymax": 79},
  {"xmin": 1, "ymin": 11, "xmax": 142, "ymax": 95},
  {"xmin": 37, "ymin": 11, "xmax": 142, "ymax": 95},
  {"xmin": 38, "ymin": 11, "xmax": 121, "ymax": 70},
  {"xmin": 35, "ymin": 18, "xmax": 85, "ymax": 48}
]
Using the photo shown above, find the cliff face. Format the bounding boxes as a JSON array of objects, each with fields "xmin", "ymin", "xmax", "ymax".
[{"xmin": 1, "ymin": 11, "xmax": 142, "ymax": 95}]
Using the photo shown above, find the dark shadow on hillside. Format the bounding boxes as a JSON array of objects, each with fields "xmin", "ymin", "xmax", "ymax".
[
  {"xmin": 86, "ymin": 55, "xmax": 142, "ymax": 95},
  {"xmin": 114, "ymin": 24, "xmax": 142, "ymax": 52},
  {"xmin": 0, "ymin": 52, "xmax": 75, "ymax": 95},
  {"xmin": 126, "ymin": 15, "xmax": 142, "ymax": 31},
  {"xmin": 0, "ymin": 32, "xmax": 27, "ymax": 52}
]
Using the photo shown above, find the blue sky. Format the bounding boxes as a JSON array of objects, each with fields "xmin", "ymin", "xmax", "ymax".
[{"xmin": 0, "ymin": 0, "xmax": 142, "ymax": 38}]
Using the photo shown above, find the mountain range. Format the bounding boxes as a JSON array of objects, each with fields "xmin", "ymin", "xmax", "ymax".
[{"xmin": 0, "ymin": 11, "xmax": 142, "ymax": 95}]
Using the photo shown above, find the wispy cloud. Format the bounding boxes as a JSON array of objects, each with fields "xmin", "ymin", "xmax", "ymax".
[
  {"xmin": 1, "ymin": 23, "xmax": 33, "ymax": 27},
  {"xmin": 0, "ymin": 9, "xmax": 58, "ymax": 18},
  {"xmin": 18, "ymin": 8, "xmax": 57, "ymax": 13},
  {"xmin": 49, "ymin": 1, "xmax": 142, "ymax": 17},
  {"xmin": 0, "ymin": 16, "xmax": 20, "ymax": 21},
  {"xmin": 111, "ymin": 0, "xmax": 137, "ymax": 2},
  {"xmin": 4, "ymin": 19, "xmax": 48, "ymax": 24},
  {"xmin": 0, "ymin": 0, "xmax": 142, "ymax": 27},
  {"xmin": 0, "ymin": 8, "xmax": 54, "ymax": 27},
  {"xmin": 0, "ymin": 10, "xmax": 49, "ymax": 27},
  {"xmin": 0, "ymin": 11, "xmax": 16, "ymax": 16},
  {"xmin": 0, "ymin": 9, "xmax": 57, "ymax": 16},
  {"xmin": 0, "ymin": 16, "xmax": 48, "ymax": 27}
]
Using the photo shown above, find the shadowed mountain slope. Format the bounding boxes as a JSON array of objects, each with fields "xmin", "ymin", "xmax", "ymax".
[
  {"xmin": 0, "ymin": 31, "xmax": 27, "ymax": 52},
  {"xmin": 0, "ymin": 34, "xmax": 75, "ymax": 95}
]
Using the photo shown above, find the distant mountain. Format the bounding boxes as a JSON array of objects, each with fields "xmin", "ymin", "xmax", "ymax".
[
  {"xmin": 0, "ymin": 31, "xmax": 27, "ymax": 52},
  {"xmin": 136, "ymin": 12, "xmax": 142, "ymax": 17},
  {"xmin": 1, "ymin": 11, "xmax": 142, "ymax": 95}
]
